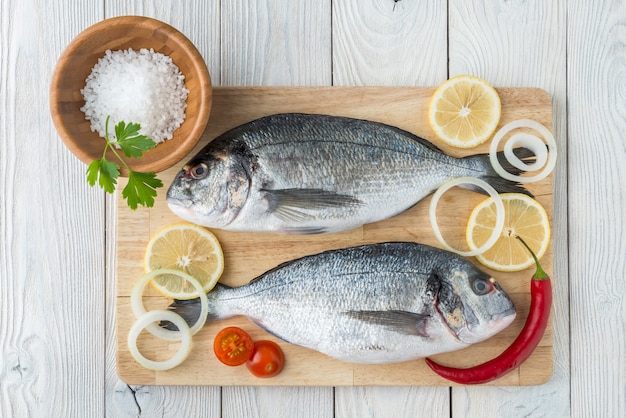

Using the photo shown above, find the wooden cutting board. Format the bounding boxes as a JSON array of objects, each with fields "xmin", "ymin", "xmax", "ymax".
[{"xmin": 115, "ymin": 86, "xmax": 554, "ymax": 386}]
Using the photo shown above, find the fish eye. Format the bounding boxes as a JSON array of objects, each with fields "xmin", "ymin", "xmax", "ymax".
[
  {"xmin": 188, "ymin": 163, "xmax": 208, "ymax": 180},
  {"xmin": 471, "ymin": 278, "xmax": 492, "ymax": 295}
]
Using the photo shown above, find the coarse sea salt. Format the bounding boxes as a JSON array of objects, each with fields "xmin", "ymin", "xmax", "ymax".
[{"xmin": 80, "ymin": 48, "xmax": 189, "ymax": 143}]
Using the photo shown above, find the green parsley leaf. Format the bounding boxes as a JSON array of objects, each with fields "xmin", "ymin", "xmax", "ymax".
[
  {"xmin": 117, "ymin": 135, "xmax": 157, "ymax": 158},
  {"xmin": 86, "ymin": 159, "xmax": 101, "ymax": 187},
  {"xmin": 115, "ymin": 121, "xmax": 141, "ymax": 142},
  {"xmin": 122, "ymin": 171, "xmax": 163, "ymax": 210},
  {"xmin": 85, "ymin": 117, "xmax": 163, "ymax": 210},
  {"xmin": 86, "ymin": 158, "xmax": 119, "ymax": 194},
  {"xmin": 115, "ymin": 121, "xmax": 157, "ymax": 159}
]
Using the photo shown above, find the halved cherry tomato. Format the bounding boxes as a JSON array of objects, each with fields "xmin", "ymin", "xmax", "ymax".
[
  {"xmin": 213, "ymin": 327, "xmax": 254, "ymax": 366},
  {"xmin": 246, "ymin": 340, "xmax": 285, "ymax": 378}
]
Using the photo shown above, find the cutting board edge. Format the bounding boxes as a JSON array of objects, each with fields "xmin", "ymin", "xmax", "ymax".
[{"xmin": 114, "ymin": 86, "xmax": 555, "ymax": 387}]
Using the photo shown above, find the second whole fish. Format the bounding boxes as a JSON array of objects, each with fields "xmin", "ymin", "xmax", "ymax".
[
  {"xmin": 165, "ymin": 242, "xmax": 516, "ymax": 364},
  {"xmin": 167, "ymin": 113, "xmax": 530, "ymax": 234}
]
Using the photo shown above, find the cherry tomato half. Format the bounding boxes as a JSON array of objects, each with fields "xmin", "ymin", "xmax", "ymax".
[
  {"xmin": 213, "ymin": 327, "xmax": 254, "ymax": 366},
  {"xmin": 246, "ymin": 340, "xmax": 285, "ymax": 378}
]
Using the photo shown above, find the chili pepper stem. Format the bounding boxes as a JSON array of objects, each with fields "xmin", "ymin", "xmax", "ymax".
[{"xmin": 516, "ymin": 236, "xmax": 549, "ymax": 280}]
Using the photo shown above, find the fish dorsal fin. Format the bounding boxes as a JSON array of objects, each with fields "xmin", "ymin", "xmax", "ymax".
[
  {"xmin": 264, "ymin": 188, "xmax": 363, "ymax": 222},
  {"xmin": 344, "ymin": 310, "xmax": 431, "ymax": 337}
]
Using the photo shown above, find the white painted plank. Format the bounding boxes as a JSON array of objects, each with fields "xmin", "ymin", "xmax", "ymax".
[
  {"xmin": 568, "ymin": 1, "xmax": 626, "ymax": 417},
  {"xmin": 223, "ymin": 387, "xmax": 334, "ymax": 418},
  {"xmin": 220, "ymin": 1, "xmax": 334, "ymax": 417},
  {"xmin": 221, "ymin": 0, "xmax": 332, "ymax": 86},
  {"xmin": 6, "ymin": 0, "xmax": 612, "ymax": 416},
  {"xmin": 0, "ymin": 0, "xmax": 105, "ymax": 417},
  {"xmin": 448, "ymin": 1, "xmax": 569, "ymax": 416},
  {"xmin": 335, "ymin": 386, "xmax": 449, "ymax": 418},
  {"xmin": 332, "ymin": 1, "xmax": 449, "ymax": 417},
  {"xmin": 102, "ymin": 1, "xmax": 222, "ymax": 417},
  {"xmin": 333, "ymin": 0, "xmax": 447, "ymax": 86},
  {"xmin": 105, "ymin": 0, "xmax": 221, "ymax": 85}
]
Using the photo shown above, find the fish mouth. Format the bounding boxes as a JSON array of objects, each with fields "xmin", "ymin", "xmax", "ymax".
[
  {"xmin": 167, "ymin": 197, "xmax": 198, "ymax": 222},
  {"xmin": 488, "ymin": 307, "xmax": 516, "ymax": 328},
  {"xmin": 491, "ymin": 306, "xmax": 516, "ymax": 321},
  {"xmin": 167, "ymin": 197, "xmax": 193, "ymax": 209}
]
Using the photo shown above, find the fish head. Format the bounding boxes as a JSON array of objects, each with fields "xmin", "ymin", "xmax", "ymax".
[
  {"xmin": 435, "ymin": 261, "xmax": 516, "ymax": 345},
  {"xmin": 166, "ymin": 150, "xmax": 250, "ymax": 228}
]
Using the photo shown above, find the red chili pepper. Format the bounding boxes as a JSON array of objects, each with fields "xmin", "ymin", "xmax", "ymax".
[{"xmin": 425, "ymin": 236, "xmax": 552, "ymax": 384}]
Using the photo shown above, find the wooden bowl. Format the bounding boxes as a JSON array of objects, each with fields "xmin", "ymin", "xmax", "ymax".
[{"xmin": 50, "ymin": 16, "xmax": 211, "ymax": 175}]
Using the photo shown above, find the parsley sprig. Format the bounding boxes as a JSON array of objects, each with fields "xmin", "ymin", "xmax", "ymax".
[{"xmin": 86, "ymin": 116, "xmax": 163, "ymax": 210}]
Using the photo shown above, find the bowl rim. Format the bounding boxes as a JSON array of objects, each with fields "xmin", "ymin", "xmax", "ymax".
[{"xmin": 49, "ymin": 15, "xmax": 212, "ymax": 175}]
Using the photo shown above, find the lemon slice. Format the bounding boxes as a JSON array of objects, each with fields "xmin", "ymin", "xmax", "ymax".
[
  {"xmin": 428, "ymin": 74, "xmax": 501, "ymax": 148},
  {"xmin": 466, "ymin": 193, "xmax": 550, "ymax": 272},
  {"xmin": 144, "ymin": 223, "xmax": 224, "ymax": 299}
]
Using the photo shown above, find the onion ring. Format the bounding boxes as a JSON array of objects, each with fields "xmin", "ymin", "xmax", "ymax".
[
  {"xmin": 128, "ymin": 310, "xmax": 192, "ymax": 371},
  {"xmin": 503, "ymin": 133, "xmax": 548, "ymax": 172},
  {"xmin": 490, "ymin": 119, "xmax": 557, "ymax": 183},
  {"xmin": 130, "ymin": 269, "xmax": 208, "ymax": 341},
  {"xmin": 429, "ymin": 177, "xmax": 505, "ymax": 257}
]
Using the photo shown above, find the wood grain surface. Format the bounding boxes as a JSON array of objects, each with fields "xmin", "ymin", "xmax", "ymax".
[
  {"xmin": 5, "ymin": 0, "xmax": 626, "ymax": 416},
  {"xmin": 115, "ymin": 86, "xmax": 554, "ymax": 387},
  {"xmin": 568, "ymin": 1, "xmax": 626, "ymax": 417}
]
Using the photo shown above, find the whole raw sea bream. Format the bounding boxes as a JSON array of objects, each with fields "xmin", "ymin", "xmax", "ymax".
[
  {"xmin": 166, "ymin": 113, "xmax": 530, "ymax": 234},
  {"xmin": 166, "ymin": 242, "xmax": 516, "ymax": 364}
]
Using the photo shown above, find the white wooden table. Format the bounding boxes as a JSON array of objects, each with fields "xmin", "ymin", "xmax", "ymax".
[{"xmin": 1, "ymin": 1, "xmax": 623, "ymax": 417}]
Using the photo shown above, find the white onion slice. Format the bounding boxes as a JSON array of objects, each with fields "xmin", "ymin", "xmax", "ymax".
[
  {"xmin": 130, "ymin": 269, "xmax": 209, "ymax": 341},
  {"xmin": 503, "ymin": 133, "xmax": 548, "ymax": 172},
  {"xmin": 429, "ymin": 177, "xmax": 505, "ymax": 257},
  {"xmin": 489, "ymin": 119, "xmax": 557, "ymax": 183},
  {"xmin": 128, "ymin": 309, "xmax": 192, "ymax": 371}
]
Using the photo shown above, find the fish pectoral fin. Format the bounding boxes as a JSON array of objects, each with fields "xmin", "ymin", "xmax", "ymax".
[
  {"xmin": 264, "ymin": 188, "xmax": 363, "ymax": 222},
  {"xmin": 345, "ymin": 310, "xmax": 431, "ymax": 337},
  {"xmin": 249, "ymin": 319, "xmax": 296, "ymax": 345}
]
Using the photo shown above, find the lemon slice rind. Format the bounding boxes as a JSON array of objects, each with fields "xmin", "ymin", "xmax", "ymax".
[
  {"xmin": 466, "ymin": 193, "xmax": 550, "ymax": 272},
  {"xmin": 428, "ymin": 75, "xmax": 502, "ymax": 148},
  {"xmin": 144, "ymin": 223, "xmax": 224, "ymax": 299}
]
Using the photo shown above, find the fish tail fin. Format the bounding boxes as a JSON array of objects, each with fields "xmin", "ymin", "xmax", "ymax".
[
  {"xmin": 464, "ymin": 148, "xmax": 535, "ymax": 197},
  {"xmin": 160, "ymin": 283, "xmax": 228, "ymax": 331}
]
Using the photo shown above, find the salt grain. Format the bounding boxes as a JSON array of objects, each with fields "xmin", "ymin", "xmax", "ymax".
[{"xmin": 80, "ymin": 48, "xmax": 189, "ymax": 143}]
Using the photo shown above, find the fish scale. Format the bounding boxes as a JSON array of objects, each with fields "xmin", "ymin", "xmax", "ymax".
[
  {"xmin": 167, "ymin": 113, "xmax": 530, "ymax": 234},
  {"xmin": 166, "ymin": 242, "xmax": 516, "ymax": 364}
]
